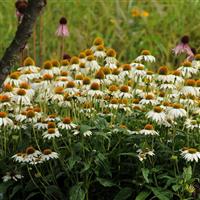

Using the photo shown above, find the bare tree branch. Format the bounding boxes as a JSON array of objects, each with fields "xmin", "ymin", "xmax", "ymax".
[{"xmin": 0, "ymin": 0, "xmax": 46, "ymax": 88}]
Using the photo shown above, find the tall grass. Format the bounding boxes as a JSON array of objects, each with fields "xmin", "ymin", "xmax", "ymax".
[{"xmin": 0, "ymin": 0, "xmax": 200, "ymax": 66}]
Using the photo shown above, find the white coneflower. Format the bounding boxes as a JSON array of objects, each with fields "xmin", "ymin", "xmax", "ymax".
[
  {"xmin": 49, "ymin": 87, "xmax": 64, "ymax": 103},
  {"xmin": 2, "ymin": 172, "xmax": 23, "ymax": 182},
  {"xmin": 45, "ymin": 114, "xmax": 60, "ymax": 122},
  {"xmin": 18, "ymin": 57, "xmax": 40, "ymax": 73},
  {"xmin": 156, "ymin": 66, "xmax": 171, "ymax": 83},
  {"xmin": 159, "ymin": 82, "xmax": 176, "ymax": 91},
  {"xmin": 42, "ymin": 149, "xmax": 58, "ymax": 161},
  {"xmin": 167, "ymin": 70, "xmax": 184, "ymax": 85},
  {"xmin": 181, "ymin": 147, "xmax": 200, "ymax": 162},
  {"xmin": 184, "ymin": 119, "xmax": 200, "ymax": 130},
  {"xmin": 180, "ymin": 79, "xmax": 198, "ymax": 97},
  {"xmin": 0, "ymin": 94, "xmax": 12, "ymax": 109},
  {"xmin": 105, "ymin": 48, "xmax": 118, "ymax": 69},
  {"xmin": 51, "ymin": 60, "xmax": 61, "ymax": 75},
  {"xmin": 42, "ymin": 128, "xmax": 61, "ymax": 140},
  {"xmin": 94, "ymin": 45, "xmax": 106, "ymax": 58},
  {"xmin": 25, "ymin": 109, "xmax": 38, "ymax": 123},
  {"xmin": 118, "ymin": 85, "xmax": 132, "ymax": 99},
  {"xmin": 106, "ymin": 68, "xmax": 121, "ymax": 83},
  {"xmin": 179, "ymin": 95, "xmax": 196, "ymax": 106},
  {"xmin": 40, "ymin": 61, "xmax": 54, "ymax": 76},
  {"xmin": 192, "ymin": 54, "xmax": 200, "ymax": 69},
  {"xmin": 119, "ymin": 64, "xmax": 132, "ymax": 79},
  {"xmin": 88, "ymin": 82, "xmax": 104, "ymax": 97},
  {"xmin": 0, "ymin": 111, "xmax": 13, "ymax": 127},
  {"xmin": 132, "ymin": 65, "xmax": 146, "ymax": 78},
  {"xmin": 137, "ymin": 148, "xmax": 155, "ymax": 162},
  {"xmin": 58, "ymin": 117, "xmax": 77, "ymax": 130},
  {"xmin": 135, "ymin": 50, "xmax": 155, "ymax": 63},
  {"xmin": 195, "ymin": 80, "xmax": 200, "ymax": 97},
  {"xmin": 54, "ymin": 76, "xmax": 68, "ymax": 87},
  {"xmin": 140, "ymin": 94, "xmax": 159, "ymax": 106},
  {"xmin": 85, "ymin": 55, "xmax": 100, "ymax": 70},
  {"xmin": 2, "ymin": 83, "xmax": 14, "ymax": 98},
  {"xmin": 20, "ymin": 70, "xmax": 40, "ymax": 82},
  {"xmin": 91, "ymin": 37, "xmax": 104, "ymax": 52},
  {"xmin": 65, "ymin": 81, "xmax": 79, "ymax": 95},
  {"xmin": 34, "ymin": 120, "xmax": 48, "ymax": 130},
  {"xmin": 146, "ymin": 106, "xmax": 167, "ymax": 124},
  {"xmin": 4, "ymin": 72, "xmax": 22, "ymax": 87},
  {"xmin": 167, "ymin": 103, "xmax": 187, "ymax": 120},
  {"xmin": 24, "ymin": 146, "xmax": 42, "ymax": 163},
  {"xmin": 83, "ymin": 130, "xmax": 92, "ymax": 137},
  {"xmin": 69, "ymin": 56, "xmax": 80, "ymax": 72},
  {"xmin": 18, "ymin": 82, "xmax": 35, "ymax": 98},
  {"xmin": 178, "ymin": 61, "xmax": 198, "ymax": 78},
  {"xmin": 79, "ymin": 52, "xmax": 87, "ymax": 63},
  {"xmin": 130, "ymin": 62, "xmax": 145, "ymax": 68},
  {"xmin": 138, "ymin": 124, "xmax": 159, "ymax": 136},
  {"xmin": 12, "ymin": 89, "xmax": 31, "ymax": 105}
]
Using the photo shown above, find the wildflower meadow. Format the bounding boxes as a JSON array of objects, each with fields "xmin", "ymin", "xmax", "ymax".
[{"xmin": 1, "ymin": 1, "xmax": 200, "ymax": 200}]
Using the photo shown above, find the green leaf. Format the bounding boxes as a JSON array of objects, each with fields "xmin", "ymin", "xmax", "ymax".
[
  {"xmin": 80, "ymin": 125, "xmax": 91, "ymax": 133},
  {"xmin": 151, "ymin": 187, "xmax": 172, "ymax": 200},
  {"xmin": 0, "ymin": 182, "xmax": 13, "ymax": 194},
  {"xmin": 9, "ymin": 185, "xmax": 23, "ymax": 198},
  {"xmin": 96, "ymin": 178, "xmax": 116, "ymax": 187},
  {"xmin": 69, "ymin": 184, "xmax": 85, "ymax": 200},
  {"xmin": 135, "ymin": 191, "xmax": 151, "ymax": 200},
  {"xmin": 172, "ymin": 184, "xmax": 181, "ymax": 192},
  {"xmin": 141, "ymin": 168, "xmax": 150, "ymax": 183},
  {"xmin": 183, "ymin": 165, "xmax": 192, "ymax": 182},
  {"xmin": 46, "ymin": 185, "xmax": 63, "ymax": 199},
  {"xmin": 114, "ymin": 187, "xmax": 133, "ymax": 200},
  {"xmin": 25, "ymin": 192, "xmax": 40, "ymax": 200}
]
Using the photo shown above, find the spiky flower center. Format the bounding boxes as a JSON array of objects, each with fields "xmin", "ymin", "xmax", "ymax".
[
  {"xmin": 182, "ymin": 61, "xmax": 192, "ymax": 67},
  {"xmin": 109, "ymin": 85, "xmax": 118, "ymax": 92},
  {"xmin": 120, "ymin": 85, "xmax": 129, "ymax": 93},
  {"xmin": 144, "ymin": 124, "xmax": 154, "ymax": 130},
  {"xmin": 67, "ymin": 81, "xmax": 75, "ymax": 88},
  {"xmin": 43, "ymin": 61, "xmax": 52, "ymax": 69},
  {"xmin": 17, "ymin": 89, "xmax": 26, "ymax": 96},
  {"xmin": 136, "ymin": 65, "xmax": 144, "ymax": 70},
  {"xmin": 195, "ymin": 54, "xmax": 200, "ymax": 60},
  {"xmin": 70, "ymin": 57, "xmax": 79, "ymax": 64},
  {"xmin": 79, "ymin": 52, "xmax": 86, "ymax": 58},
  {"xmin": 106, "ymin": 48, "xmax": 116, "ymax": 57},
  {"xmin": 102, "ymin": 67, "xmax": 111, "ymax": 75},
  {"xmin": 145, "ymin": 94, "xmax": 154, "ymax": 100},
  {"xmin": 0, "ymin": 95, "xmax": 10, "ymax": 102},
  {"xmin": 95, "ymin": 70, "xmax": 105, "ymax": 79},
  {"xmin": 153, "ymin": 106, "xmax": 163, "ymax": 113},
  {"xmin": 83, "ymin": 77, "xmax": 91, "ymax": 85},
  {"xmin": 112, "ymin": 68, "xmax": 120, "ymax": 75},
  {"xmin": 43, "ymin": 149, "xmax": 52, "ymax": 155},
  {"xmin": 54, "ymin": 87, "xmax": 64, "ymax": 94},
  {"xmin": 60, "ymin": 71, "xmax": 68, "ymax": 76},
  {"xmin": 85, "ymin": 49, "xmax": 93, "ymax": 56},
  {"xmin": 48, "ymin": 122, "xmax": 56, "ymax": 128},
  {"xmin": 188, "ymin": 148, "xmax": 198, "ymax": 154},
  {"xmin": 90, "ymin": 82, "xmax": 100, "ymax": 90},
  {"xmin": 172, "ymin": 103, "xmax": 183, "ymax": 109},
  {"xmin": 61, "ymin": 59, "xmax": 69, "ymax": 66},
  {"xmin": 172, "ymin": 70, "xmax": 181, "ymax": 76},
  {"xmin": 20, "ymin": 82, "xmax": 30, "ymax": 89},
  {"xmin": 26, "ymin": 147, "xmax": 35, "ymax": 155},
  {"xmin": 141, "ymin": 50, "xmax": 151, "ymax": 55},
  {"xmin": 96, "ymin": 45, "xmax": 104, "ymax": 51},
  {"xmin": 158, "ymin": 66, "xmax": 168, "ymax": 75},
  {"xmin": 48, "ymin": 128, "xmax": 56, "ymax": 134},
  {"xmin": 0, "ymin": 111, "xmax": 7, "ymax": 118},
  {"xmin": 63, "ymin": 117, "xmax": 72, "ymax": 124},
  {"xmin": 51, "ymin": 60, "xmax": 60, "ymax": 67},
  {"xmin": 10, "ymin": 72, "xmax": 20, "ymax": 79},
  {"xmin": 122, "ymin": 64, "xmax": 131, "ymax": 71},
  {"xmin": 110, "ymin": 98, "xmax": 118, "ymax": 104},
  {"xmin": 26, "ymin": 110, "xmax": 35, "ymax": 118},
  {"xmin": 23, "ymin": 57, "xmax": 35, "ymax": 66},
  {"xmin": 3, "ymin": 83, "xmax": 13, "ymax": 92},
  {"xmin": 93, "ymin": 37, "xmax": 104, "ymax": 46},
  {"xmin": 186, "ymin": 79, "xmax": 196, "ymax": 86}
]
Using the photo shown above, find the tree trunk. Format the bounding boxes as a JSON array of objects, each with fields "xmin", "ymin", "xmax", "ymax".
[{"xmin": 0, "ymin": 0, "xmax": 46, "ymax": 88}]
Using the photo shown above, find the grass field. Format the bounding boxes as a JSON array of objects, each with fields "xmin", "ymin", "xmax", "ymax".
[{"xmin": 1, "ymin": 0, "xmax": 200, "ymax": 66}]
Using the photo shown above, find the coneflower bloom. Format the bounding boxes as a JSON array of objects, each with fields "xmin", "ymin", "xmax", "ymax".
[
  {"xmin": 180, "ymin": 79, "xmax": 198, "ymax": 97},
  {"xmin": 12, "ymin": 89, "xmax": 31, "ymax": 105},
  {"xmin": 0, "ymin": 111, "xmax": 13, "ymax": 127},
  {"xmin": 135, "ymin": 50, "xmax": 155, "ymax": 63},
  {"xmin": 140, "ymin": 94, "xmax": 159, "ymax": 106},
  {"xmin": 42, "ymin": 128, "xmax": 61, "ymax": 140},
  {"xmin": 56, "ymin": 17, "xmax": 69, "ymax": 37},
  {"xmin": 51, "ymin": 60, "xmax": 61, "ymax": 75},
  {"xmin": 184, "ymin": 119, "xmax": 200, "ymax": 130},
  {"xmin": 49, "ymin": 87, "xmax": 64, "ymax": 102},
  {"xmin": 172, "ymin": 35, "xmax": 193, "ymax": 57},
  {"xmin": 192, "ymin": 54, "xmax": 200, "ymax": 69},
  {"xmin": 0, "ymin": 94, "xmax": 12, "ymax": 109},
  {"xmin": 91, "ymin": 37, "xmax": 104, "ymax": 52},
  {"xmin": 146, "ymin": 106, "xmax": 167, "ymax": 124},
  {"xmin": 18, "ymin": 57, "xmax": 40, "ymax": 73},
  {"xmin": 2, "ymin": 172, "xmax": 23, "ymax": 182},
  {"xmin": 42, "ymin": 149, "xmax": 58, "ymax": 161},
  {"xmin": 118, "ymin": 85, "xmax": 132, "ymax": 99},
  {"xmin": 4, "ymin": 72, "xmax": 22, "ymax": 87},
  {"xmin": 167, "ymin": 103, "xmax": 187, "ymax": 120},
  {"xmin": 178, "ymin": 61, "xmax": 198, "ymax": 78},
  {"xmin": 57, "ymin": 117, "xmax": 77, "ymax": 130},
  {"xmin": 88, "ymin": 82, "xmax": 104, "ymax": 97},
  {"xmin": 105, "ymin": 48, "xmax": 118, "ymax": 69},
  {"xmin": 85, "ymin": 55, "xmax": 100, "ymax": 72},
  {"xmin": 138, "ymin": 124, "xmax": 159, "ymax": 136},
  {"xmin": 181, "ymin": 147, "xmax": 200, "ymax": 162},
  {"xmin": 94, "ymin": 45, "xmax": 106, "ymax": 58},
  {"xmin": 137, "ymin": 148, "xmax": 155, "ymax": 162}
]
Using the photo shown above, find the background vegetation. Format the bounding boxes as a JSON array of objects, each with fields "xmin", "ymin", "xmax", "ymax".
[{"xmin": 1, "ymin": 0, "xmax": 200, "ymax": 66}]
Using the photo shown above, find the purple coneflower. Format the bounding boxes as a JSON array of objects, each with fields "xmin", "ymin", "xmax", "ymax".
[
  {"xmin": 172, "ymin": 35, "xmax": 193, "ymax": 57},
  {"xmin": 56, "ymin": 17, "xmax": 69, "ymax": 37}
]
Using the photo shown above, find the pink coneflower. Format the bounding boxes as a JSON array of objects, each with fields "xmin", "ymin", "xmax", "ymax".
[
  {"xmin": 172, "ymin": 35, "xmax": 193, "ymax": 57},
  {"xmin": 56, "ymin": 17, "xmax": 69, "ymax": 37}
]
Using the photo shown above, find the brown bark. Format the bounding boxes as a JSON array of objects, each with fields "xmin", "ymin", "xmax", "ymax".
[{"xmin": 0, "ymin": 0, "xmax": 46, "ymax": 88}]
